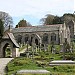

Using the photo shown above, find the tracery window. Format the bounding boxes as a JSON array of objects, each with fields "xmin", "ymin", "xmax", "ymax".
[
  {"xmin": 51, "ymin": 33, "xmax": 56, "ymax": 42},
  {"xmin": 43, "ymin": 33, "xmax": 48, "ymax": 43},
  {"xmin": 17, "ymin": 35, "xmax": 22, "ymax": 44}
]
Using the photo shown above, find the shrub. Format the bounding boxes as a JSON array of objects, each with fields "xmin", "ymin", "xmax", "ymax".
[
  {"xmin": 20, "ymin": 53, "xmax": 26, "ymax": 57},
  {"xmin": 53, "ymin": 66, "xmax": 57, "ymax": 71}
]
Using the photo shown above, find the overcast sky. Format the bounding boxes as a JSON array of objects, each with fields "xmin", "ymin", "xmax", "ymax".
[{"xmin": 0, "ymin": 0, "xmax": 74, "ymax": 26}]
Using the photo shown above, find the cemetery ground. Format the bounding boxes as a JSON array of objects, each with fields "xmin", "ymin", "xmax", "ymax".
[{"xmin": 6, "ymin": 44, "xmax": 75, "ymax": 75}]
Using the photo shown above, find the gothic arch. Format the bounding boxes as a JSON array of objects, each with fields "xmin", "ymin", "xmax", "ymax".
[
  {"xmin": 0, "ymin": 40, "xmax": 13, "ymax": 57},
  {"xmin": 31, "ymin": 34, "xmax": 42, "ymax": 45},
  {"xmin": 51, "ymin": 33, "xmax": 56, "ymax": 42},
  {"xmin": 17, "ymin": 35, "xmax": 22, "ymax": 44},
  {"xmin": 24, "ymin": 34, "xmax": 29, "ymax": 44},
  {"xmin": 3, "ymin": 43, "xmax": 12, "ymax": 57},
  {"xmin": 42, "ymin": 33, "xmax": 48, "ymax": 44}
]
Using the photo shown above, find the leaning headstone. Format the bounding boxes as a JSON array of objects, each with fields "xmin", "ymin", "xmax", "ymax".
[
  {"xmin": 44, "ymin": 44, "xmax": 47, "ymax": 51},
  {"xmin": 39, "ymin": 45, "xmax": 41, "ymax": 52},
  {"xmin": 26, "ymin": 52, "xmax": 29, "ymax": 58},
  {"xmin": 27, "ymin": 41, "xmax": 29, "ymax": 51},
  {"xmin": 35, "ymin": 46, "xmax": 37, "ymax": 53},
  {"xmin": 52, "ymin": 48, "xmax": 56, "ymax": 54},
  {"xmin": 60, "ymin": 44, "xmax": 63, "ymax": 53},
  {"xmin": 70, "ymin": 47, "xmax": 73, "ymax": 53},
  {"xmin": 20, "ymin": 44, "xmax": 22, "ymax": 48},
  {"xmin": 32, "ymin": 46, "xmax": 34, "ymax": 58}
]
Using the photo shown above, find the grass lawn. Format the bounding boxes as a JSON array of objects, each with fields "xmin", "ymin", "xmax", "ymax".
[
  {"xmin": 7, "ymin": 56, "xmax": 75, "ymax": 75},
  {"xmin": 19, "ymin": 44, "xmax": 27, "ymax": 51},
  {"xmin": 7, "ymin": 57, "xmax": 43, "ymax": 75},
  {"xmin": 6, "ymin": 44, "xmax": 75, "ymax": 75}
]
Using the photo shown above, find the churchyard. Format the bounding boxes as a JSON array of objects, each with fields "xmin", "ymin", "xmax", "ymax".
[{"xmin": 6, "ymin": 42, "xmax": 75, "ymax": 75}]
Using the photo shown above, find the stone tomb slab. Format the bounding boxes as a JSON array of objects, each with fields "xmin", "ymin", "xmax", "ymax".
[
  {"xmin": 17, "ymin": 70, "xmax": 50, "ymax": 74},
  {"xmin": 49, "ymin": 60, "xmax": 75, "ymax": 66}
]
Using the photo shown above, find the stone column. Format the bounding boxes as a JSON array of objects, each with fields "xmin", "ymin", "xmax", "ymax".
[
  {"xmin": 60, "ymin": 31, "xmax": 62, "ymax": 44},
  {"xmin": 12, "ymin": 48, "xmax": 16, "ymax": 57},
  {"xmin": 21, "ymin": 36, "xmax": 25, "ymax": 44},
  {"xmin": 44, "ymin": 44, "xmax": 46, "ymax": 51},
  {"xmin": 27, "ymin": 41, "xmax": 29, "ymax": 51},
  {"xmin": 48, "ymin": 34, "xmax": 51, "ymax": 44},
  {"xmin": 0, "ymin": 46, "xmax": 1, "ymax": 57},
  {"xmin": 15, "ymin": 48, "xmax": 19, "ymax": 57},
  {"xmin": 56, "ymin": 33, "xmax": 59, "ymax": 44},
  {"xmin": 28, "ymin": 35, "xmax": 31, "ymax": 44},
  {"xmin": 0, "ymin": 47, "xmax": 3, "ymax": 57}
]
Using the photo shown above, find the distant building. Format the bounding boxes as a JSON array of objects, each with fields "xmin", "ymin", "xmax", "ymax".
[{"xmin": 12, "ymin": 20, "xmax": 75, "ymax": 45}]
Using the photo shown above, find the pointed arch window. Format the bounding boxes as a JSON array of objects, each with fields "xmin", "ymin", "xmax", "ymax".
[
  {"xmin": 25, "ymin": 34, "xmax": 29, "ymax": 43},
  {"xmin": 17, "ymin": 35, "xmax": 22, "ymax": 44},
  {"xmin": 43, "ymin": 33, "xmax": 48, "ymax": 43},
  {"xmin": 51, "ymin": 33, "xmax": 56, "ymax": 41}
]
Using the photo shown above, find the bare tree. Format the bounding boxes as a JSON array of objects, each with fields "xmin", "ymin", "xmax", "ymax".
[{"xmin": 0, "ymin": 11, "xmax": 13, "ymax": 30}]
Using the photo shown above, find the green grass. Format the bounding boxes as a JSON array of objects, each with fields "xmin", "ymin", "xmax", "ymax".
[
  {"xmin": 19, "ymin": 44, "xmax": 30, "ymax": 51},
  {"xmin": 7, "ymin": 57, "xmax": 43, "ymax": 75},
  {"xmin": 7, "ymin": 54, "xmax": 75, "ymax": 75},
  {"xmin": 7, "ymin": 44, "xmax": 75, "ymax": 75}
]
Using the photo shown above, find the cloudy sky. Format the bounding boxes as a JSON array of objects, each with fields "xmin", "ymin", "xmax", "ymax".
[{"xmin": 0, "ymin": 0, "xmax": 74, "ymax": 26}]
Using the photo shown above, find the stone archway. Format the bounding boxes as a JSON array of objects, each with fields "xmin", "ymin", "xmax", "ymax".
[
  {"xmin": 32, "ymin": 34, "xmax": 42, "ymax": 46},
  {"xmin": 0, "ymin": 32, "xmax": 19, "ymax": 58},
  {"xmin": 17, "ymin": 35, "xmax": 22, "ymax": 44},
  {"xmin": 3, "ymin": 43, "xmax": 12, "ymax": 57},
  {"xmin": 35, "ymin": 38, "xmax": 38, "ymax": 45},
  {"xmin": 42, "ymin": 33, "xmax": 48, "ymax": 44},
  {"xmin": 24, "ymin": 34, "xmax": 29, "ymax": 44},
  {"xmin": 0, "ymin": 40, "xmax": 14, "ymax": 58}
]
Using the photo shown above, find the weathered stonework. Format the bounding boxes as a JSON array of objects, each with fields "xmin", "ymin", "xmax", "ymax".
[
  {"xmin": 12, "ymin": 21, "xmax": 75, "ymax": 45},
  {"xmin": 0, "ymin": 32, "xmax": 19, "ymax": 58}
]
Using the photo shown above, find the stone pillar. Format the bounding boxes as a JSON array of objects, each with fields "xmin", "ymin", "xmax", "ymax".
[
  {"xmin": 0, "ymin": 47, "xmax": 2, "ymax": 57},
  {"xmin": 28, "ymin": 35, "xmax": 31, "ymax": 44},
  {"xmin": 39, "ymin": 43, "xmax": 41, "ymax": 52},
  {"xmin": 12, "ymin": 48, "xmax": 16, "ymax": 57},
  {"xmin": 15, "ymin": 48, "xmax": 20, "ymax": 57},
  {"xmin": 27, "ymin": 41, "xmax": 29, "ymax": 51},
  {"xmin": 0, "ymin": 46, "xmax": 1, "ymax": 57},
  {"xmin": 48, "ymin": 34, "xmax": 51, "ymax": 44},
  {"xmin": 44, "ymin": 44, "xmax": 47, "ymax": 51},
  {"xmin": 60, "ymin": 31, "xmax": 62, "ymax": 45},
  {"xmin": 32, "ymin": 45, "xmax": 34, "ymax": 58},
  {"xmin": 55, "ymin": 33, "xmax": 58, "ymax": 44},
  {"xmin": 21, "ymin": 36, "xmax": 25, "ymax": 44}
]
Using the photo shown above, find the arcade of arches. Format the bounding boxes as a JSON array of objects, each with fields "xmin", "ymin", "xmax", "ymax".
[
  {"xmin": 12, "ymin": 20, "xmax": 75, "ymax": 46},
  {"xmin": 15, "ymin": 33, "xmax": 58, "ymax": 46},
  {"xmin": 0, "ymin": 20, "xmax": 74, "ymax": 58}
]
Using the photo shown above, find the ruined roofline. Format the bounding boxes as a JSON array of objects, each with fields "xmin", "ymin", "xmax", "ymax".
[{"xmin": 15, "ymin": 24, "xmax": 63, "ymax": 29}]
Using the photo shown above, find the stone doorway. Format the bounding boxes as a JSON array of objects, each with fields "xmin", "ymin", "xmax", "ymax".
[
  {"xmin": 0, "ymin": 32, "xmax": 19, "ymax": 58},
  {"xmin": 35, "ymin": 39, "xmax": 38, "ymax": 45},
  {"xmin": 3, "ymin": 43, "xmax": 12, "ymax": 58}
]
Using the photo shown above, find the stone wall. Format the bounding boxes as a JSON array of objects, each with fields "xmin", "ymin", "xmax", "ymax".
[{"xmin": 12, "ymin": 23, "xmax": 74, "ymax": 45}]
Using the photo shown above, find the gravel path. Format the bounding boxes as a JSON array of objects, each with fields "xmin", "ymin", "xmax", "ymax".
[{"xmin": 0, "ymin": 58, "xmax": 13, "ymax": 75}]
